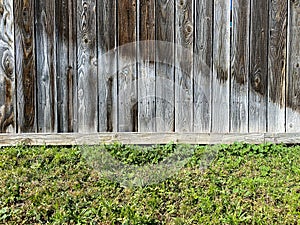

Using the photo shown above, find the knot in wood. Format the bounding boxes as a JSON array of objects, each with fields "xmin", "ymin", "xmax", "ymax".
[
  {"xmin": 4, "ymin": 57, "xmax": 14, "ymax": 78},
  {"xmin": 185, "ymin": 24, "xmax": 192, "ymax": 34},
  {"xmin": 22, "ymin": 7, "xmax": 28, "ymax": 19},
  {"xmin": 251, "ymin": 72, "xmax": 264, "ymax": 95},
  {"xmin": 82, "ymin": 2, "xmax": 88, "ymax": 11},
  {"xmin": 254, "ymin": 74, "xmax": 261, "ymax": 86},
  {"xmin": 132, "ymin": 1, "xmax": 136, "ymax": 8}
]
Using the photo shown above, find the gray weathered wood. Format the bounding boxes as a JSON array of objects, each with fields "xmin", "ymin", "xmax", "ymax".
[
  {"xmin": 264, "ymin": 133, "xmax": 300, "ymax": 144},
  {"xmin": 286, "ymin": 0, "xmax": 300, "ymax": 132},
  {"xmin": 155, "ymin": 0, "xmax": 175, "ymax": 132},
  {"xmin": 0, "ymin": 1, "xmax": 299, "ymax": 136},
  {"xmin": 138, "ymin": 0, "xmax": 156, "ymax": 132},
  {"xmin": 72, "ymin": 0, "xmax": 78, "ymax": 133},
  {"xmin": 175, "ymin": 0, "xmax": 193, "ymax": 132},
  {"xmin": 56, "ymin": 0, "xmax": 69, "ymax": 132},
  {"xmin": 77, "ymin": 0, "xmax": 98, "ymax": 133},
  {"xmin": 3, "ymin": 132, "xmax": 300, "ymax": 146},
  {"xmin": 0, "ymin": 132, "xmax": 271, "ymax": 146},
  {"xmin": 249, "ymin": 0, "xmax": 269, "ymax": 132},
  {"xmin": 15, "ymin": 0, "xmax": 36, "ymax": 133},
  {"xmin": 230, "ymin": 0, "xmax": 250, "ymax": 133},
  {"xmin": 0, "ymin": 0, "xmax": 15, "ymax": 133},
  {"xmin": 118, "ymin": 0, "xmax": 137, "ymax": 132},
  {"xmin": 98, "ymin": 0, "xmax": 117, "ymax": 132},
  {"xmin": 267, "ymin": 0, "xmax": 287, "ymax": 133},
  {"xmin": 194, "ymin": 0, "xmax": 212, "ymax": 132},
  {"xmin": 70, "ymin": 0, "xmax": 78, "ymax": 133},
  {"xmin": 56, "ymin": 0, "xmax": 77, "ymax": 132},
  {"xmin": 212, "ymin": 0, "xmax": 230, "ymax": 132},
  {"xmin": 35, "ymin": 0, "xmax": 57, "ymax": 133}
]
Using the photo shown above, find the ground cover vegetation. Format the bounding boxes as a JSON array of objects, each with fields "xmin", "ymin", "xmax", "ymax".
[{"xmin": 0, "ymin": 143, "xmax": 300, "ymax": 224}]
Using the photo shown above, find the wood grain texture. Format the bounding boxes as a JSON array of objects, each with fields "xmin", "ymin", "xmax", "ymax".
[
  {"xmin": 35, "ymin": 0, "xmax": 56, "ymax": 133},
  {"xmin": 249, "ymin": 0, "xmax": 269, "ymax": 132},
  {"xmin": 175, "ymin": 0, "xmax": 193, "ymax": 132},
  {"xmin": 1, "ymin": 1, "xmax": 299, "ymax": 136},
  {"xmin": 286, "ymin": 0, "xmax": 300, "ymax": 132},
  {"xmin": 0, "ymin": 0, "xmax": 15, "ymax": 133},
  {"xmin": 77, "ymin": 0, "xmax": 98, "ymax": 133},
  {"xmin": 138, "ymin": 0, "xmax": 156, "ymax": 132},
  {"xmin": 264, "ymin": 133, "xmax": 300, "ymax": 144},
  {"xmin": 70, "ymin": 0, "xmax": 78, "ymax": 133},
  {"xmin": 268, "ymin": 0, "xmax": 287, "ymax": 132},
  {"xmin": 212, "ymin": 0, "xmax": 230, "ymax": 132},
  {"xmin": 155, "ymin": 0, "xmax": 175, "ymax": 132},
  {"xmin": 56, "ymin": 0, "xmax": 68, "ymax": 132},
  {"xmin": 14, "ymin": 0, "xmax": 36, "ymax": 133},
  {"xmin": 118, "ymin": 0, "xmax": 137, "ymax": 132},
  {"xmin": 4, "ymin": 132, "xmax": 300, "ymax": 146},
  {"xmin": 0, "ymin": 132, "xmax": 270, "ymax": 146},
  {"xmin": 56, "ymin": 0, "xmax": 77, "ymax": 132},
  {"xmin": 230, "ymin": 0, "xmax": 250, "ymax": 133},
  {"xmin": 98, "ymin": 0, "xmax": 117, "ymax": 132},
  {"xmin": 194, "ymin": 0, "xmax": 212, "ymax": 132}
]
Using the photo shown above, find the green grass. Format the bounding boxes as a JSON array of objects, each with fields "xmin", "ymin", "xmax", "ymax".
[{"xmin": 1, "ymin": 143, "xmax": 300, "ymax": 224}]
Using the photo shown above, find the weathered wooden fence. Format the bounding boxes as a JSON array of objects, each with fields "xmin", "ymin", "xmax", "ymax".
[{"xmin": 0, "ymin": 0, "xmax": 300, "ymax": 139}]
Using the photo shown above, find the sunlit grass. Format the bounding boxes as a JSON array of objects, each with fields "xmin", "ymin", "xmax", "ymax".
[{"xmin": 0, "ymin": 143, "xmax": 300, "ymax": 224}]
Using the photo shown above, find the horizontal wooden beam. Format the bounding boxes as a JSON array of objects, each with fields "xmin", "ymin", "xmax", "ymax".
[{"xmin": 1, "ymin": 133, "xmax": 300, "ymax": 147}]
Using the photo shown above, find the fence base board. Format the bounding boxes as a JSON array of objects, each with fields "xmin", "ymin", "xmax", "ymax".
[{"xmin": 0, "ymin": 133, "xmax": 300, "ymax": 146}]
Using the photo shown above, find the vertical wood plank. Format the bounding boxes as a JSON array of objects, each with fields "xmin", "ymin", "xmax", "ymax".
[
  {"xmin": 77, "ymin": 0, "xmax": 98, "ymax": 133},
  {"xmin": 194, "ymin": 0, "xmax": 212, "ymax": 132},
  {"xmin": 230, "ymin": 0, "xmax": 250, "ymax": 132},
  {"xmin": 6, "ymin": 0, "xmax": 295, "ymax": 135},
  {"xmin": 0, "ymin": 0, "xmax": 15, "ymax": 133},
  {"xmin": 35, "ymin": 0, "xmax": 56, "ymax": 133},
  {"xmin": 268, "ymin": 0, "xmax": 287, "ymax": 132},
  {"xmin": 56, "ymin": 0, "xmax": 68, "ymax": 132},
  {"xmin": 249, "ymin": 0, "xmax": 269, "ymax": 132},
  {"xmin": 118, "ymin": 0, "xmax": 137, "ymax": 132},
  {"xmin": 98, "ymin": 0, "xmax": 117, "ymax": 132},
  {"xmin": 212, "ymin": 0, "xmax": 230, "ymax": 132},
  {"xmin": 56, "ymin": 0, "xmax": 77, "ymax": 132},
  {"xmin": 70, "ymin": 0, "xmax": 78, "ymax": 133},
  {"xmin": 286, "ymin": 0, "xmax": 300, "ymax": 132},
  {"xmin": 138, "ymin": 0, "xmax": 156, "ymax": 132},
  {"xmin": 175, "ymin": 0, "xmax": 193, "ymax": 132},
  {"xmin": 155, "ymin": 0, "xmax": 175, "ymax": 132},
  {"xmin": 15, "ymin": 0, "xmax": 36, "ymax": 133}
]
